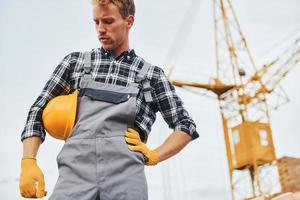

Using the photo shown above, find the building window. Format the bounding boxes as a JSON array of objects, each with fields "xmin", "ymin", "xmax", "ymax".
[
  {"xmin": 232, "ymin": 129, "xmax": 240, "ymax": 145},
  {"xmin": 259, "ymin": 129, "xmax": 268, "ymax": 146}
]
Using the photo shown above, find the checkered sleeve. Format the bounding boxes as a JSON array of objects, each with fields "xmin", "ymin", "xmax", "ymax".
[
  {"xmin": 152, "ymin": 67, "xmax": 199, "ymax": 140},
  {"xmin": 21, "ymin": 53, "xmax": 75, "ymax": 142}
]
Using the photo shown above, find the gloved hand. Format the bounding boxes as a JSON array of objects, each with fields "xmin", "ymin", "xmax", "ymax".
[
  {"xmin": 125, "ymin": 128, "xmax": 159, "ymax": 166},
  {"xmin": 19, "ymin": 158, "xmax": 47, "ymax": 198}
]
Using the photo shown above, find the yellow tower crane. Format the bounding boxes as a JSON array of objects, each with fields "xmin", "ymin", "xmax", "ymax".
[{"xmin": 169, "ymin": 0, "xmax": 300, "ymax": 199}]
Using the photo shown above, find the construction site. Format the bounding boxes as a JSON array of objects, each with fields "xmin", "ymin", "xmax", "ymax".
[{"xmin": 167, "ymin": 0, "xmax": 300, "ymax": 199}]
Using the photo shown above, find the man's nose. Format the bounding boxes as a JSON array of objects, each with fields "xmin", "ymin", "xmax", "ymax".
[{"xmin": 96, "ymin": 23, "xmax": 106, "ymax": 33}]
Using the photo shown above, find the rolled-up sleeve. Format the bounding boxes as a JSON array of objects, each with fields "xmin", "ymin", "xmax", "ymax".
[
  {"xmin": 21, "ymin": 53, "xmax": 74, "ymax": 142},
  {"xmin": 152, "ymin": 67, "xmax": 199, "ymax": 140}
]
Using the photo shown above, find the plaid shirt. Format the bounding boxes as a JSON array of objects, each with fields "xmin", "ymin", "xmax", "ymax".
[{"xmin": 21, "ymin": 47, "xmax": 199, "ymax": 142}]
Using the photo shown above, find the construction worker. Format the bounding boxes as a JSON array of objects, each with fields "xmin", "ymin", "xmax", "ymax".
[{"xmin": 19, "ymin": 0, "xmax": 199, "ymax": 199}]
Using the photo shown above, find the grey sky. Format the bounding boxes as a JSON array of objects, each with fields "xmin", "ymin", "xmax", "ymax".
[{"xmin": 1, "ymin": 0, "xmax": 300, "ymax": 199}]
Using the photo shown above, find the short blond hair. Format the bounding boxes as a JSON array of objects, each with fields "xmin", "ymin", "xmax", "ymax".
[{"xmin": 92, "ymin": 0, "xmax": 135, "ymax": 18}]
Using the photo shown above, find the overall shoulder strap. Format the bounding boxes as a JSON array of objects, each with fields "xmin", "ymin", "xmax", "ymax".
[
  {"xmin": 78, "ymin": 51, "xmax": 92, "ymax": 89},
  {"xmin": 83, "ymin": 51, "xmax": 92, "ymax": 74},
  {"xmin": 135, "ymin": 61, "xmax": 153, "ymax": 103},
  {"xmin": 135, "ymin": 61, "xmax": 150, "ymax": 82}
]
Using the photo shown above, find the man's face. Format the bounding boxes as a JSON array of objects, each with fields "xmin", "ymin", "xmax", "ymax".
[{"xmin": 93, "ymin": 3, "xmax": 134, "ymax": 56}]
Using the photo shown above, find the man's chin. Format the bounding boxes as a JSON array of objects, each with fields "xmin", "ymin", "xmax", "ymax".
[
  {"xmin": 101, "ymin": 44, "xmax": 113, "ymax": 51},
  {"xmin": 99, "ymin": 41, "xmax": 112, "ymax": 49}
]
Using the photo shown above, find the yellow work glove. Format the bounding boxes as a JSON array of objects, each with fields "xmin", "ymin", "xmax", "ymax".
[
  {"xmin": 125, "ymin": 128, "xmax": 159, "ymax": 166},
  {"xmin": 19, "ymin": 158, "xmax": 47, "ymax": 198}
]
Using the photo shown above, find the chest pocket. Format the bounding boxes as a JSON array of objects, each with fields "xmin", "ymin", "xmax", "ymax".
[{"xmin": 79, "ymin": 88, "xmax": 136, "ymax": 104}]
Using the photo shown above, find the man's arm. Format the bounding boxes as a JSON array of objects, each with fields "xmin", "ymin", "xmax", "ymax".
[
  {"xmin": 125, "ymin": 129, "xmax": 192, "ymax": 165},
  {"xmin": 154, "ymin": 130, "xmax": 191, "ymax": 162},
  {"xmin": 21, "ymin": 53, "xmax": 74, "ymax": 142},
  {"xmin": 19, "ymin": 52, "xmax": 75, "ymax": 198},
  {"xmin": 126, "ymin": 66, "xmax": 198, "ymax": 165}
]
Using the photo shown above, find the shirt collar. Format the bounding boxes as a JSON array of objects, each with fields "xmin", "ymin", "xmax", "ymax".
[{"xmin": 99, "ymin": 47, "xmax": 136, "ymax": 61}]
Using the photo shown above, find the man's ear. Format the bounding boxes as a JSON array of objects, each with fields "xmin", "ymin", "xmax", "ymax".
[{"xmin": 126, "ymin": 15, "xmax": 134, "ymax": 29}]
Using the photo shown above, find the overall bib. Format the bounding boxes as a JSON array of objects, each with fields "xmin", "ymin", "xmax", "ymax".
[{"xmin": 49, "ymin": 52, "xmax": 151, "ymax": 200}]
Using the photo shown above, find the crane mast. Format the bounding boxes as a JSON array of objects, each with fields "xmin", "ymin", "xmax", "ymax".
[{"xmin": 214, "ymin": 0, "xmax": 275, "ymax": 198}]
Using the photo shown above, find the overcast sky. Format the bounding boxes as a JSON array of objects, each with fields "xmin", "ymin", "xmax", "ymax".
[{"xmin": 1, "ymin": 0, "xmax": 300, "ymax": 199}]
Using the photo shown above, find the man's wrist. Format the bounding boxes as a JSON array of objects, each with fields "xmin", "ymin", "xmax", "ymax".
[
  {"xmin": 22, "ymin": 157, "xmax": 36, "ymax": 160},
  {"xmin": 22, "ymin": 136, "xmax": 41, "ymax": 159}
]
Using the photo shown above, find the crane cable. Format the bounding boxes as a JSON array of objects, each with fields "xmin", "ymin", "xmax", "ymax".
[
  {"xmin": 257, "ymin": 27, "xmax": 300, "ymax": 61},
  {"xmin": 165, "ymin": 0, "xmax": 204, "ymax": 79}
]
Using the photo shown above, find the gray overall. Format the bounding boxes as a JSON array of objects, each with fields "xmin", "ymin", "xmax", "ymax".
[{"xmin": 49, "ymin": 52, "xmax": 152, "ymax": 200}]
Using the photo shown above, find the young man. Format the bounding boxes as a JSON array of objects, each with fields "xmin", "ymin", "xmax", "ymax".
[{"xmin": 19, "ymin": 0, "xmax": 199, "ymax": 199}]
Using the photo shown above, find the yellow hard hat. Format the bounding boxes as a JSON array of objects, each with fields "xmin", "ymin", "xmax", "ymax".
[{"xmin": 42, "ymin": 90, "xmax": 78, "ymax": 140}]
